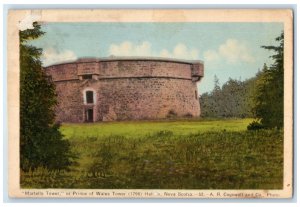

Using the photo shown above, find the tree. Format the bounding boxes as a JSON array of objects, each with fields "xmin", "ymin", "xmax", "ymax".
[
  {"xmin": 200, "ymin": 76, "xmax": 256, "ymax": 118},
  {"xmin": 213, "ymin": 75, "xmax": 221, "ymax": 91},
  {"xmin": 250, "ymin": 32, "xmax": 284, "ymax": 129},
  {"xmin": 20, "ymin": 22, "xmax": 73, "ymax": 171}
]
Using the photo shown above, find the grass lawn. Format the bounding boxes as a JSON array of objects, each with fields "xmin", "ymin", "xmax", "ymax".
[
  {"xmin": 21, "ymin": 118, "xmax": 283, "ymax": 189},
  {"xmin": 60, "ymin": 118, "xmax": 254, "ymax": 139}
]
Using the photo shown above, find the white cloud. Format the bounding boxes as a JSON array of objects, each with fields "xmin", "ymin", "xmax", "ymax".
[
  {"xmin": 42, "ymin": 48, "xmax": 77, "ymax": 66},
  {"xmin": 203, "ymin": 39, "xmax": 255, "ymax": 64},
  {"xmin": 173, "ymin": 43, "xmax": 199, "ymax": 59},
  {"xmin": 159, "ymin": 49, "xmax": 171, "ymax": 58},
  {"xmin": 203, "ymin": 50, "xmax": 220, "ymax": 62},
  {"xmin": 108, "ymin": 41, "xmax": 199, "ymax": 60}
]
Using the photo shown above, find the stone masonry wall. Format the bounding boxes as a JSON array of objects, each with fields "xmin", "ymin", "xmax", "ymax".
[
  {"xmin": 54, "ymin": 80, "xmax": 84, "ymax": 123},
  {"xmin": 45, "ymin": 59, "xmax": 203, "ymax": 123},
  {"xmin": 46, "ymin": 63, "xmax": 78, "ymax": 81},
  {"xmin": 97, "ymin": 78, "xmax": 200, "ymax": 121},
  {"xmin": 99, "ymin": 61, "xmax": 192, "ymax": 79}
]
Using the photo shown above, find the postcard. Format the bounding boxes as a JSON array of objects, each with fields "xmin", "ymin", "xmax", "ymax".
[{"xmin": 7, "ymin": 9, "xmax": 293, "ymax": 198}]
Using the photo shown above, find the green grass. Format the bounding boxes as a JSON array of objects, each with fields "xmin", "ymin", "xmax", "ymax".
[
  {"xmin": 60, "ymin": 118, "xmax": 254, "ymax": 139},
  {"xmin": 21, "ymin": 118, "xmax": 283, "ymax": 189}
]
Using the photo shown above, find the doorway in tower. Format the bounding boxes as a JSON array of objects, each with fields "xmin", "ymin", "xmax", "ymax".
[{"xmin": 85, "ymin": 108, "xmax": 94, "ymax": 122}]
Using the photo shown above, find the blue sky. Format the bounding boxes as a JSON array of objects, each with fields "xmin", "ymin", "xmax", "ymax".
[{"xmin": 29, "ymin": 22, "xmax": 283, "ymax": 94}]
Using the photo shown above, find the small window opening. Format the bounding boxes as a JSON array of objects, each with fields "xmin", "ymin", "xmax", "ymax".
[
  {"xmin": 82, "ymin": 75, "xmax": 93, "ymax": 80},
  {"xmin": 86, "ymin": 91, "xmax": 94, "ymax": 104},
  {"xmin": 195, "ymin": 90, "xmax": 198, "ymax": 100}
]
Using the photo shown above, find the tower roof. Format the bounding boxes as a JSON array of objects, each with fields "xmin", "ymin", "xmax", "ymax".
[{"xmin": 44, "ymin": 56, "xmax": 204, "ymax": 68}]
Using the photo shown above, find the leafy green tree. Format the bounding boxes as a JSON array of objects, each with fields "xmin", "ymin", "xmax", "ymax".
[
  {"xmin": 250, "ymin": 32, "xmax": 284, "ymax": 129},
  {"xmin": 200, "ymin": 76, "xmax": 256, "ymax": 118},
  {"xmin": 20, "ymin": 22, "xmax": 73, "ymax": 171}
]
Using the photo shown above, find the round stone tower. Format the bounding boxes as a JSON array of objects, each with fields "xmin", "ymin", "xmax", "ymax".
[{"xmin": 44, "ymin": 57, "xmax": 204, "ymax": 123}]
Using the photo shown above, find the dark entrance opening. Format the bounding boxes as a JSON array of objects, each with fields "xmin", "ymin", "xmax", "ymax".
[{"xmin": 86, "ymin": 109, "xmax": 94, "ymax": 122}]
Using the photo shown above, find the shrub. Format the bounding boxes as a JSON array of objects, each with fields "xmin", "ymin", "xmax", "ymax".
[
  {"xmin": 247, "ymin": 121, "xmax": 264, "ymax": 130},
  {"xmin": 166, "ymin": 110, "xmax": 177, "ymax": 118}
]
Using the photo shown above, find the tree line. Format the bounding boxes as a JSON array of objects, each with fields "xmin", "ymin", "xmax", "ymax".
[
  {"xmin": 200, "ymin": 75, "xmax": 257, "ymax": 118},
  {"xmin": 200, "ymin": 32, "xmax": 284, "ymax": 130}
]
